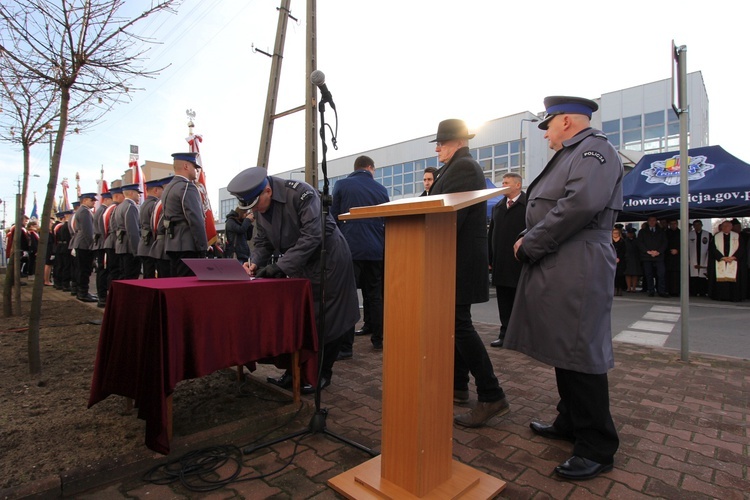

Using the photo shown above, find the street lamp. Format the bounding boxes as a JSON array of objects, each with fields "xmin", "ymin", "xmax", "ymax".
[{"xmin": 519, "ymin": 117, "xmax": 538, "ymax": 187}]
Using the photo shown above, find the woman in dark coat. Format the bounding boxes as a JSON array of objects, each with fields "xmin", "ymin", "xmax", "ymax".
[
  {"xmin": 623, "ymin": 227, "xmax": 642, "ymax": 292},
  {"xmin": 612, "ymin": 227, "xmax": 627, "ymax": 295}
]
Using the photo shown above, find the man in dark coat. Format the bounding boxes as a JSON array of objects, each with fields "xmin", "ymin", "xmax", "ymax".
[
  {"xmin": 507, "ymin": 96, "xmax": 622, "ymax": 481},
  {"xmin": 224, "ymin": 207, "xmax": 253, "ymax": 261},
  {"xmin": 637, "ymin": 216, "xmax": 669, "ymax": 297},
  {"xmin": 228, "ymin": 167, "xmax": 359, "ymax": 393},
  {"xmin": 487, "ymin": 172, "xmax": 526, "ymax": 348},
  {"xmin": 331, "ymin": 155, "xmax": 390, "ymax": 355},
  {"xmin": 428, "ymin": 119, "xmax": 509, "ymax": 428}
]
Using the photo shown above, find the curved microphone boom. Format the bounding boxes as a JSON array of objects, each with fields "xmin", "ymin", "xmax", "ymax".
[{"xmin": 310, "ymin": 70, "xmax": 335, "ymax": 110}]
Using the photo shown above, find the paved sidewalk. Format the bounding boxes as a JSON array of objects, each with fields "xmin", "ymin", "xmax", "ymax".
[
  {"xmin": 81, "ymin": 322, "xmax": 750, "ymax": 498},
  {"xmin": 7, "ymin": 313, "xmax": 749, "ymax": 499}
]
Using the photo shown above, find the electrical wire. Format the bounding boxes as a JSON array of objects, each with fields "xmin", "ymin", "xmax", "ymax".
[{"xmin": 142, "ymin": 383, "xmax": 308, "ymax": 492}]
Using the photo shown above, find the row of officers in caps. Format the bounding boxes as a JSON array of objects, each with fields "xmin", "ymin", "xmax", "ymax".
[{"xmin": 51, "ymin": 152, "xmax": 209, "ymax": 307}]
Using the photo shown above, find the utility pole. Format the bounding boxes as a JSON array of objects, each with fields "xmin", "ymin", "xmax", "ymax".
[
  {"xmin": 305, "ymin": 0, "xmax": 318, "ymax": 188},
  {"xmin": 256, "ymin": 0, "xmax": 293, "ymax": 169},
  {"xmin": 255, "ymin": 0, "xmax": 317, "ymax": 188}
]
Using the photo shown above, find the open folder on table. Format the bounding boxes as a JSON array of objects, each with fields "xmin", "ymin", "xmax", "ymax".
[{"xmin": 182, "ymin": 258, "xmax": 253, "ymax": 281}]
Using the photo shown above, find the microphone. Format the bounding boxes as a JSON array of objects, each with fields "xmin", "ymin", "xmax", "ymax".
[{"xmin": 310, "ymin": 70, "xmax": 335, "ymax": 110}]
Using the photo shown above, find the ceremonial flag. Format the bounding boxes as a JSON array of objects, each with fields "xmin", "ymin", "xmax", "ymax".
[
  {"xmin": 30, "ymin": 193, "xmax": 38, "ymax": 220},
  {"xmin": 186, "ymin": 133, "xmax": 217, "ymax": 246},
  {"xmin": 61, "ymin": 178, "xmax": 71, "ymax": 210},
  {"xmin": 95, "ymin": 177, "xmax": 109, "ymax": 211},
  {"xmin": 129, "ymin": 159, "xmax": 145, "ymax": 205}
]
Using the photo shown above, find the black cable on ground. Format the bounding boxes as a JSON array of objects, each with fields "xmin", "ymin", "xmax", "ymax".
[{"xmin": 142, "ymin": 398, "xmax": 307, "ymax": 492}]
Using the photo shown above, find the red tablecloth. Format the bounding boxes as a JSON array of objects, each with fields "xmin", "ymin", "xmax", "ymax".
[{"xmin": 88, "ymin": 277, "xmax": 318, "ymax": 454}]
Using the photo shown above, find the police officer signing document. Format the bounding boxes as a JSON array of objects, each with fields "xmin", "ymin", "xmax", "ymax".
[
  {"xmin": 228, "ymin": 167, "xmax": 359, "ymax": 394},
  {"xmin": 506, "ymin": 96, "xmax": 623, "ymax": 481}
]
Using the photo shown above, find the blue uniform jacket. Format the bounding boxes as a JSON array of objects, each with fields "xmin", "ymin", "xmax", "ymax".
[{"xmin": 330, "ymin": 169, "xmax": 390, "ymax": 260}]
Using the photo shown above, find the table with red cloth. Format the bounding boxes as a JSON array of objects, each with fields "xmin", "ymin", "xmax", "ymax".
[{"xmin": 88, "ymin": 277, "xmax": 318, "ymax": 454}]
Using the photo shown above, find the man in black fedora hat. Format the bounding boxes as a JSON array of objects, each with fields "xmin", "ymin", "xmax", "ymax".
[{"xmin": 428, "ymin": 118, "xmax": 510, "ymax": 428}]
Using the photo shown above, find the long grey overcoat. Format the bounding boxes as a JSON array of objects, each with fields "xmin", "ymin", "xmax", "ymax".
[
  {"xmin": 505, "ymin": 129, "xmax": 623, "ymax": 374},
  {"xmin": 251, "ymin": 177, "xmax": 359, "ymax": 344},
  {"xmin": 113, "ymin": 198, "xmax": 140, "ymax": 255},
  {"xmin": 161, "ymin": 176, "xmax": 208, "ymax": 253}
]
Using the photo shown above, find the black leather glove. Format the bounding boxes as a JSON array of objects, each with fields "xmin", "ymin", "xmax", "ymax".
[{"xmin": 256, "ymin": 263, "xmax": 286, "ymax": 279}]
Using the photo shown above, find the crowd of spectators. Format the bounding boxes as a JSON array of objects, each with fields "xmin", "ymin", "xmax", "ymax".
[{"xmin": 609, "ymin": 217, "xmax": 748, "ymax": 302}]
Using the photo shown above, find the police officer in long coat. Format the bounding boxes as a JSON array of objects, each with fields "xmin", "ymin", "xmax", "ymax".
[
  {"xmin": 506, "ymin": 96, "xmax": 623, "ymax": 480},
  {"xmin": 161, "ymin": 152, "xmax": 208, "ymax": 277},
  {"xmin": 112, "ymin": 183, "xmax": 142, "ymax": 279},
  {"xmin": 228, "ymin": 167, "xmax": 359, "ymax": 393},
  {"xmin": 71, "ymin": 192, "xmax": 98, "ymax": 302},
  {"xmin": 137, "ymin": 178, "xmax": 165, "ymax": 278},
  {"xmin": 93, "ymin": 191, "xmax": 114, "ymax": 307}
]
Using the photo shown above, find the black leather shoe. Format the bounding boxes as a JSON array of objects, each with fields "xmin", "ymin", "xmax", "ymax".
[
  {"xmin": 97, "ymin": 302, "xmax": 106, "ymax": 308},
  {"xmin": 337, "ymin": 350, "xmax": 353, "ymax": 361},
  {"xmin": 372, "ymin": 340, "xmax": 383, "ymax": 350},
  {"xmin": 530, "ymin": 421, "xmax": 575, "ymax": 442},
  {"xmin": 77, "ymin": 294, "xmax": 98, "ymax": 303},
  {"xmin": 647, "ymin": 291, "xmax": 655, "ymax": 297},
  {"xmin": 266, "ymin": 372, "xmax": 293, "ymax": 389},
  {"xmin": 553, "ymin": 456, "xmax": 613, "ymax": 480},
  {"xmin": 658, "ymin": 292, "xmax": 670, "ymax": 298},
  {"xmin": 490, "ymin": 338, "xmax": 504, "ymax": 348},
  {"xmin": 355, "ymin": 327, "xmax": 371, "ymax": 336},
  {"xmin": 301, "ymin": 377, "xmax": 330, "ymax": 395}
]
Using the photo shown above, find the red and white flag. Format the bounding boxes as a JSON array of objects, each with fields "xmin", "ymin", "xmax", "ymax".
[
  {"xmin": 129, "ymin": 159, "xmax": 145, "ymax": 205},
  {"xmin": 61, "ymin": 178, "xmax": 71, "ymax": 211},
  {"xmin": 95, "ymin": 177, "xmax": 109, "ymax": 211},
  {"xmin": 186, "ymin": 133, "xmax": 217, "ymax": 246}
]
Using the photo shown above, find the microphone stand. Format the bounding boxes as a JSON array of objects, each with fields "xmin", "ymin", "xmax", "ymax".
[{"xmin": 243, "ymin": 98, "xmax": 377, "ymax": 458}]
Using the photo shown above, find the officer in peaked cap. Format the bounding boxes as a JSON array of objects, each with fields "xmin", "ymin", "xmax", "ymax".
[
  {"xmin": 71, "ymin": 192, "xmax": 98, "ymax": 302},
  {"xmin": 112, "ymin": 183, "xmax": 142, "ymax": 279},
  {"xmin": 227, "ymin": 166, "xmax": 359, "ymax": 394},
  {"xmin": 537, "ymin": 95, "xmax": 599, "ymax": 130},
  {"xmin": 138, "ymin": 178, "xmax": 166, "ymax": 278},
  {"xmin": 160, "ymin": 152, "xmax": 208, "ymax": 276},
  {"xmin": 93, "ymin": 190, "xmax": 114, "ymax": 306},
  {"xmin": 506, "ymin": 95, "xmax": 622, "ymax": 480}
]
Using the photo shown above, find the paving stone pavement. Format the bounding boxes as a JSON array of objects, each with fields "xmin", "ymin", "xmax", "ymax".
[{"xmin": 6, "ymin": 312, "xmax": 749, "ymax": 499}]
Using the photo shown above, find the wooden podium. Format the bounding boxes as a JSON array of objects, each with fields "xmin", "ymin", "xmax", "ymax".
[{"xmin": 329, "ymin": 188, "xmax": 507, "ymax": 499}]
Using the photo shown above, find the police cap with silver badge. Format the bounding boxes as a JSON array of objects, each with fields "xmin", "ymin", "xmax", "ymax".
[
  {"xmin": 121, "ymin": 183, "xmax": 143, "ymax": 193},
  {"xmin": 79, "ymin": 192, "xmax": 97, "ymax": 201},
  {"xmin": 171, "ymin": 152, "xmax": 201, "ymax": 169},
  {"xmin": 227, "ymin": 167, "xmax": 270, "ymax": 210},
  {"xmin": 157, "ymin": 175, "xmax": 174, "ymax": 187},
  {"xmin": 538, "ymin": 96, "xmax": 599, "ymax": 130},
  {"xmin": 109, "ymin": 186, "xmax": 123, "ymax": 195}
]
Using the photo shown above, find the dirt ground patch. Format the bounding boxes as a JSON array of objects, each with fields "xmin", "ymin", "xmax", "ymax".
[{"xmin": 0, "ymin": 279, "xmax": 301, "ymax": 491}]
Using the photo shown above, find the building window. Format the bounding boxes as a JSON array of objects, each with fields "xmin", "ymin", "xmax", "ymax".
[
  {"xmin": 602, "ymin": 119, "xmax": 620, "ymax": 148},
  {"xmin": 622, "ymin": 115, "xmax": 642, "ymax": 151},
  {"xmin": 220, "ymin": 199, "xmax": 235, "ymax": 220}
]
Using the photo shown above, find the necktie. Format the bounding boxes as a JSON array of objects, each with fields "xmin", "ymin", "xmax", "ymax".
[{"xmin": 507, "ymin": 199, "xmax": 514, "ymax": 208}]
